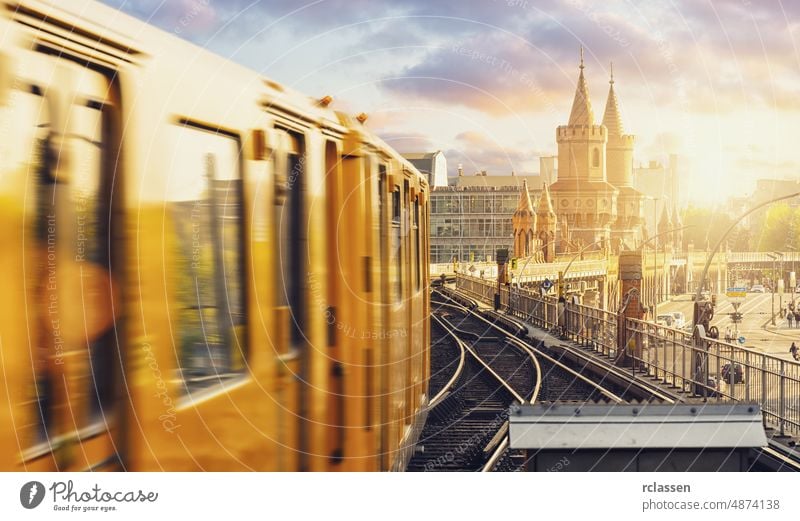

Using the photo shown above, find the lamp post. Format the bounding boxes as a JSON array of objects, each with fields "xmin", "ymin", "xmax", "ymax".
[
  {"xmin": 645, "ymin": 196, "xmax": 659, "ymax": 316},
  {"xmin": 767, "ymin": 252, "xmax": 778, "ymax": 326},
  {"xmin": 635, "ymin": 224, "xmax": 693, "ymax": 322}
]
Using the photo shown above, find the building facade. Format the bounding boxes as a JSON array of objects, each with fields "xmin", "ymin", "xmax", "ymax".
[{"xmin": 429, "ymin": 175, "xmax": 542, "ymax": 264}]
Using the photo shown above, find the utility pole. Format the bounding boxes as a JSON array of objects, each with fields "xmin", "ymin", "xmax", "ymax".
[{"xmin": 768, "ymin": 252, "xmax": 778, "ymax": 326}]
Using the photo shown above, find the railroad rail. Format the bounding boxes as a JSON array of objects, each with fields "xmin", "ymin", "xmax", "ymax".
[
  {"xmin": 443, "ymin": 283, "xmax": 800, "ymax": 472},
  {"xmin": 416, "ymin": 292, "xmax": 668, "ymax": 471}
]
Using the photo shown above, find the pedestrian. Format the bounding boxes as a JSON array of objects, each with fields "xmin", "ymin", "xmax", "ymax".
[
  {"xmin": 789, "ymin": 311, "xmax": 794, "ymax": 329},
  {"xmin": 794, "ymin": 310, "xmax": 800, "ymax": 329},
  {"xmin": 724, "ymin": 326, "xmax": 732, "ymax": 344},
  {"xmin": 790, "ymin": 342, "xmax": 799, "ymax": 361}
]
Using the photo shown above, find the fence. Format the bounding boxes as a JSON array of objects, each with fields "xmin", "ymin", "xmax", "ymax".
[{"xmin": 455, "ymin": 273, "xmax": 800, "ymax": 436}]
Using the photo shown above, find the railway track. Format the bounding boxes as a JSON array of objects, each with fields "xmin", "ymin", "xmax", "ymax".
[
  {"xmin": 406, "ymin": 308, "xmax": 537, "ymax": 471},
  {"xmin": 410, "ymin": 295, "xmax": 648, "ymax": 472},
  {"xmin": 435, "ymin": 288, "xmax": 800, "ymax": 472}
]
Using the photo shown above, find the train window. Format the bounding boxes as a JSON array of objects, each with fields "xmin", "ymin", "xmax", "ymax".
[
  {"xmin": 274, "ymin": 130, "xmax": 306, "ymax": 350},
  {"xmin": 413, "ymin": 198, "xmax": 421, "ymax": 291},
  {"xmin": 5, "ymin": 85, "xmax": 56, "ymax": 444},
  {"xmin": 10, "ymin": 63, "xmax": 120, "ymax": 444},
  {"xmin": 167, "ymin": 124, "xmax": 247, "ymax": 393},
  {"xmin": 391, "ymin": 187, "xmax": 401, "ymax": 302}
]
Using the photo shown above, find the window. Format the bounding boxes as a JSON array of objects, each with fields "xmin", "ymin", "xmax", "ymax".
[
  {"xmin": 391, "ymin": 187, "xmax": 402, "ymax": 302},
  {"xmin": 414, "ymin": 198, "xmax": 420, "ymax": 290},
  {"xmin": 167, "ymin": 124, "xmax": 246, "ymax": 393},
  {"xmin": 10, "ymin": 85, "xmax": 56, "ymax": 444},
  {"xmin": 592, "ymin": 148, "xmax": 600, "ymax": 167},
  {"xmin": 10, "ymin": 63, "xmax": 119, "ymax": 444}
]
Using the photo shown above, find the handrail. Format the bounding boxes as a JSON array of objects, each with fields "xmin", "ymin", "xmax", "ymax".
[{"xmin": 455, "ymin": 272, "xmax": 800, "ymax": 436}]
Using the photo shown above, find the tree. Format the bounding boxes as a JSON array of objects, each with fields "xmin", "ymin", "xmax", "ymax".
[
  {"xmin": 681, "ymin": 206, "xmax": 735, "ymax": 251},
  {"xmin": 756, "ymin": 203, "xmax": 800, "ymax": 252}
]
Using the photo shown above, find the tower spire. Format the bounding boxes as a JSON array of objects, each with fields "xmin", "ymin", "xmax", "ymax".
[
  {"xmin": 602, "ymin": 61, "xmax": 624, "ymax": 136},
  {"xmin": 515, "ymin": 179, "xmax": 535, "ymax": 214},
  {"xmin": 568, "ymin": 47, "xmax": 594, "ymax": 126},
  {"xmin": 537, "ymin": 182, "xmax": 556, "ymax": 219}
]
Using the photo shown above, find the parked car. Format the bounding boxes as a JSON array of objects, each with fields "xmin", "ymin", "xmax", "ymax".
[
  {"xmin": 655, "ymin": 314, "xmax": 674, "ymax": 327},
  {"xmin": 704, "ymin": 376, "xmax": 721, "ymax": 398},
  {"xmin": 670, "ymin": 312, "xmax": 686, "ymax": 329},
  {"xmin": 750, "ymin": 284, "xmax": 766, "ymax": 293},
  {"xmin": 721, "ymin": 363, "xmax": 745, "ymax": 384}
]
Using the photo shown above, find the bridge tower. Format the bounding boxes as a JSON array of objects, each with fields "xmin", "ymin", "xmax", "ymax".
[
  {"xmin": 512, "ymin": 179, "xmax": 538, "ymax": 259},
  {"xmin": 551, "ymin": 47, "xmax": 618, "ymax": 252},
  {"xmin": 603, "ymin": 63, "xmax": 644, "ymax": 251}
]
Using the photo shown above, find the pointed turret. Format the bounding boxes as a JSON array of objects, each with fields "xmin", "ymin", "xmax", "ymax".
[
  {"xmin": 658, "ymin": 202, "xmax": 672, "ymax": 236},
  {"xmin": 537, "ymin": 182, "xmax": 556, "ymax": 221},
  {"xmin": 672, "ymin": 201, "xmax": 683, "ymax": 251},
  {"xmin": 512, "ymin": 180, "xmax": 537, "ymax": 259},
  {"xmin": 602, "ymin": 62, "xmax": 624, "ymax": 137},
  {"xmin": 567, "ymin": 47, "xmax": 595, "ymax": 126},
  {"xmin": 515, "ymin": 179, "xmax": 535, "ymax": 215},
  {"xmin": 536, "ymin": 183, "xmax": 557, "ymax": 263}
]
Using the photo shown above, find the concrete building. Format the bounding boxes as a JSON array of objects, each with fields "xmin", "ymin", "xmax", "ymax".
[
  {"xmin": 429, "ymin": 174, "xmax": 543, "ymax": 264},
  {"xmin": 403, "ymin": 151, "xmax": 448, "ymax": 187}
]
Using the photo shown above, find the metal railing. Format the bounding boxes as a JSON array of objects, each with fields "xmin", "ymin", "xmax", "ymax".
[
  {"xmin": 454, "ymin": 273, "xmax": 800, "ymax": 436},
  {"xmin": 726, "ymin": 251, "xmax": 800, "ymax": 263}
]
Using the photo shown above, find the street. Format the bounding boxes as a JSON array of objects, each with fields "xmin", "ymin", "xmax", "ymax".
[{"xmin": 657, "ymin": 292, "xmax": 800, "ymax": 361}]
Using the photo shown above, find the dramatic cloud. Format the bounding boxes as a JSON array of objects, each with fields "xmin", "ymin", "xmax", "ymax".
[
  {"xmin": 444, "ymin": 131, "xmax": 536, "ymax": 175},
  {"xmin": 98, "ymin": 0, "xmax": 800, "ymax": 201}
]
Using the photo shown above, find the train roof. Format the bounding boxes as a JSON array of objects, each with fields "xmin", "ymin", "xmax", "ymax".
[{"xmin": 5, "ymin": 0, "xmax": 427, "ymax": 187}]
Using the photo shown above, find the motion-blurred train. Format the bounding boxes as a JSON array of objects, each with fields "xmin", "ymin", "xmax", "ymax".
[{"xmin": 0, "ymin": 0, "xmax": 430, "ymax": 471}]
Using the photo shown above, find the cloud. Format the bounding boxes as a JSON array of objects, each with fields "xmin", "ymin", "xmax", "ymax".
[
  {"xmin": 378, "ymin": 131, "xmax": 436, "ymax": 154},
  {"xmin": 444, "ymin": 131, "xmax": 535, "ymax": 175}
]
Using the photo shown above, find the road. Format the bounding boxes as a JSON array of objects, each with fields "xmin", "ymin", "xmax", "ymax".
[{"xmin": 656, "ymin": 292, "xmax": 800, "ymax": 361}]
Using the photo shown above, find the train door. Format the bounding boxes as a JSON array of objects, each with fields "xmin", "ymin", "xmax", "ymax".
[{"xmin": 9, "ymin": 51, "xmax": 121, "ymax": 471}]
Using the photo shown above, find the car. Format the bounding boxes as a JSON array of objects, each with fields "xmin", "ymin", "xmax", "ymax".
[
  {"xmin": 670, "ymin": 312, "xmax": 686, "ymax": 329},
  {"xmin": 750, "ymin": 284, "xmax": 766, "ymax": 293},
  {"xmin": 721, "ymin": 363, "xmax": 745, "ymax": 384},
  {"xmin": 656, "ymin": 314, "xmax": 674, "ymax": 327},
  {"xmin": 704, "ymin": 376, "xmax": 721, "ymax": 398}
]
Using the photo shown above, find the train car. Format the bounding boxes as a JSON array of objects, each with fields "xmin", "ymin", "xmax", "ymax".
[{"xmin": 0, "ymin": 0, "xmax": 429, "ymax": 471}]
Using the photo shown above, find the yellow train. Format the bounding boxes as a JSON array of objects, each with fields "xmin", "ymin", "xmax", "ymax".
[{"xmin": 0, "ymin": 0, "xmax": 430, "ymax": 471}]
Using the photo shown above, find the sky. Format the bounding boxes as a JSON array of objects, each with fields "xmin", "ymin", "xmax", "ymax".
[{"xmin": 98, "ymin": 0, "xmax": 800, "ymax": 203}]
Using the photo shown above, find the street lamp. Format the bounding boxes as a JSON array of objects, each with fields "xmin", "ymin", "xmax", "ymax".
[
  {"xmin": 766, "ymin": 251, "xmax": 785, "ymax": 325},
  {"xmin": 767, "ymin": 252, "xmax": 779, "ymax": 326},
  {"xmin": 645, "ymin": 196, "xmax": 659, "ymax": 314},
  {"xmin": 637, "ymin": 224, "xmax": 693, "ymax": 321}
]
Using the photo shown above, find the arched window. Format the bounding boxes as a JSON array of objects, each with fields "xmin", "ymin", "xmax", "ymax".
[{"xmin": 592, "ymin": 148, "xmax": 600, "ymax": 167}]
